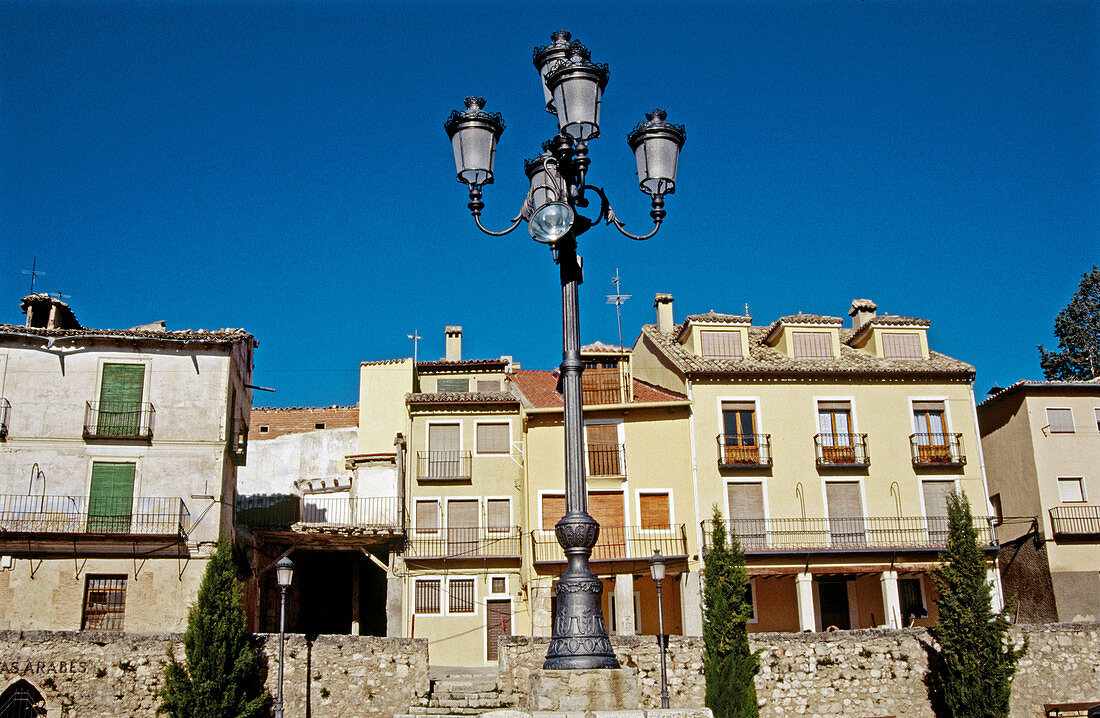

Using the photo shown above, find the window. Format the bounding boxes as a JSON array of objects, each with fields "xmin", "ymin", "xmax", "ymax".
[
  {"xmin": 1058, "ymin": 477, "xmax": 1086, "ymax": 503},
  {"xmin": 96, "ymin": 363, "xmax": 145, "ymax": 436},
  {"xmin": 486, "ymin": 499, "xmax": 510, "ymax": 533},
  {"xmin": 912, "ymin": 401, "xmax": 951, "ymax": 460},
  {"xmin": 1046, "ymin": 408, "xmax": 1075, "ymax": 433},
  {"xmin": 447, "ymin": 499, "xmax": 479, "ymax": 557},
  {"xmin": 477, "ymin": 379, "xmax": 502, "ymax": 392},
  {"xmin": 585, "ymin": 422, "xmax": 622, "ymax": 476},
  {"xmin": 745, "ymin": 580, "xmax": 757, "ymax": 622},
  {"xmin": 314, "ymin": 422, "xmax": 325, "ymax": 430},
  {"xmin": 923, "ymin": 480, "xmax": 956, "ymax": 543},
  {"xmin": 542, "ymin": 494, "xmax": 565, "ymax": 530},
  {"xmin": 581, "ymin": 359, "xmax": 622, "ymax": 404},
  {"xmin": 727, "ymin": 482, "xmax": 765, "ymax": 549},
  {"xmin": 449, "ymin": 578, "xmax": 475, "ymax": 613},
  {"xmin": 415, "ymin": 499, "xmax": 440, "ymax": 534},
  {"xmin": 437, "ymin": 378, "xmax": 470, "ymax": 393},
  {"xmin": 425, "ymin": 423, "xmax": 462, "ymax": 478},
  {"xmin": 491, "ymin": 576, "xmax": 507, "ymax": 594},
  {"xmin": 721, "ymin": 401, "xmax": 759, "ymax": 463},
  {"xmin": 639, "ymin": 492, "xmax": 671, "ymax": 530},
  {"xmin": 88, "ymin": 462, "xmax": 136, "ymax": 533},
  {"xmin": 259, "ymin": 425, "xmax": 269, "ymax": 434},
  {"xmin": 82, "ymin": 575, "xmax": 126, "ymax": 630},
  {"xmin": 700, "ymin": 330, "xmax": 742, "ymax": 359},
  {"xmin": 792, "ymin": 331, "xmax": 832, "ymax": 359},
  {"xmin": 899, "ymin": 578, "xmax": 927, "ymax": 625},
  {"xmin": 818, "ymin": 401, "xmax": 857, "ymax": 463},
  {"xmin": 990, "ymin": 493, "xmax": 1003, "ymax": 523},
  {"xmin": 414, "ymin": 579, "xmax": 441, "ymax": 614},
  {"xmin": 1095, "ymin": 408, "xmax": 1100, "ymax": 433},
  {"xmin": 826, "ymin": 481, "xmax": 865, "ymax": 546},
  {"xmin": 882, "ymin": 333, "xmax": 922, "ymax": 360},
  {"xmin": 476, "ymin": 422, "xmax": 510, "ymax": 454}
]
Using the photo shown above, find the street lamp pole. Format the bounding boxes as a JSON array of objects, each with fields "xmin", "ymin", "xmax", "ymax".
[
  {"xmin": 274, "ymin": 556, "xmax": 295, "ymax": 718},
  {"xmin": 444, "ymin": 31, "xmax": 685, "ymax": 671},
  {"xmin": 650, "ymin": 549, "xmax": 670, "ymax": 708}
]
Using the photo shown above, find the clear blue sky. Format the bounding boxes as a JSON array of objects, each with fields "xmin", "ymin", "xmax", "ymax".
[{"xmin": 2, "ymin": 0, "xmax": 1096, "ymax": 407}]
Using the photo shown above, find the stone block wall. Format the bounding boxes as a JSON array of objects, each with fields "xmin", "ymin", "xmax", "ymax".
[{"xmin": 0, "ymin": 630, "xmax": 428, "ymax": 718}]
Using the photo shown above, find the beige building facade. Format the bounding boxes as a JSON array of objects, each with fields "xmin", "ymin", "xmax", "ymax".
[
  {"xmin": 0, "ymin": 294, "xmax": 255, "ymax": 633},
  {"xmin": 978, "ymin": 380, "xmax": 1100, "ymax": 622}
]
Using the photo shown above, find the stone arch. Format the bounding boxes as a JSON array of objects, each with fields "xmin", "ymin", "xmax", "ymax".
[{"xmin": 0, "ymin": 678, "xmax": 50, "ymax": 718}]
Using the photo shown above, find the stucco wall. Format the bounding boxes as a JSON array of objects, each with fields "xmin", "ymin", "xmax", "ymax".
[{"xmin": 236, "ymin": 426, "xmax": 360, "ymax": 495}]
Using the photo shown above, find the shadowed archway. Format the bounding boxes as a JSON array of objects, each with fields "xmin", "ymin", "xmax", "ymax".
[{"xmin": 0, "ymin": 679, "xmax": 46, "ymax": 718}]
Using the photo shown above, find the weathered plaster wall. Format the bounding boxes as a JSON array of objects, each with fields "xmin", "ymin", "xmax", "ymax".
[{"xmin": 236, "ymin": 426, "xmax": 360, "ymax": 495}]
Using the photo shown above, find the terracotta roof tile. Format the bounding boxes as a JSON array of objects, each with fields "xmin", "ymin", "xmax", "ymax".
[
  {"xmin": 977, "ymin": 379, "xmax": 1100, "ymax": 408},
  {"xmin": 0, "ymin": 323, "xmax": 256, "ymax": 345},
  {"xmin": 508, "ymin": 369, "xmax": 688, "ymax": 409},
  {"xmin": 416, "ymin": 358, "xmax": 508, "ymax": 370},
  {"xmin": 406, "ymin": 391, "xmax": 519, "ymax": 405},
  {"xmin": 847, "ymin": 315, "xmax": 932, "ymax": 345},
  {"xmin": 683, "ymin": 312, "xmax": 752, "ymax": 324}
]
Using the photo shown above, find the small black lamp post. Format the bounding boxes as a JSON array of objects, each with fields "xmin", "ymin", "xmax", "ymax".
[
  {"xmin": 649, "ymin": 549, "xmax": 670, "ymax": 708},
  {"xmin": 274, "ymin": 556, "xmax": 295, "ymax": 718},
  {"xmin": 445, "ymin": 30, "xmax": 685, "ymax": 671}
]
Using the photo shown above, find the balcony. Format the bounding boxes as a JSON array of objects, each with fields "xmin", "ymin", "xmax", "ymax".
[
  {"xmin": 910, "ymin": 433, "xmax": 965, "ymax": 467},
  {"xmin": 717, "ymin": 434, "xmax": 772, "ymax": 468},
  {"xmin": 0, "ymin": 494, "xmax": 189, "ymax": 536},
  {"xmin": 531, "ymin": 524, "xmax": 688, "ymax": 564},
  {"xmin": 416, "ymin": 451, "xmax": 472, "ymax": 481},
  {"xmin": 1049, "ymin": 506, "xmax": 1100, "ymax": 538},
  {"xmin": 236, "ymin": 495, "xmax": 403, "ymax": 533},
  {"xmin": 83, "ymin": 401, "xmax": 155, "ymax": 441},
  {"xmin": 0, "ymin": 398, "xmax": 8, "ymax": 439},
  {"xmin": 406, "ymin": 526, "xmax": 522, "ymax": 559},
  {"xmin": 587, "ymin": 441, "xmax": 626, "ymax": 477},
  {"xmin": 814, "ymin": 433, "xmax": 869, "ymax": 467},
  {"xmin": 701, "ymin": 516, "xmax": 997, "ymax": 553}
]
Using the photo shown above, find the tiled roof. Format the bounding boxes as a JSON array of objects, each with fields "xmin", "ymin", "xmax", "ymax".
[
  {"xmin": 581, "ymin": 341, "xmax": 627, "ymax": 353},
  {"xmin": 977, "ymin": 379, "xmax": 1100, "ymax": 407},
  {"xmin": 0, "ymin": 324, "xmax": 256, "ymax": 345},
  {"xmin": 640, "ymin": 324, "xmax": 974, "ymax": 378},
  {"xmin": 763, "ymin": 314, "xmax": 845, "ymax": 344},
  {"xmin": 849, "ymin": 299, "xmax": 878, "ymax": 314},
  {"xmin": 406, "ymin": 391, "xmax": 519, "ymax": 405},
  {"xmin": 509, "ymin": 369, "xmax": 688, "ymax": 409},
  {"xmin": 683, "ymin": 312, "xmax": 752, "ymax": 324},
  {"xmin": 361, "ymin": 358, "xmax": 408, "ymax": 366},
  {"xmin": 847, "ymin": 315, "xmax": 932, "ymax": 345},
  {"xmin": 416, "ymin": 358, "xmax": 508, "ymax": 370}
]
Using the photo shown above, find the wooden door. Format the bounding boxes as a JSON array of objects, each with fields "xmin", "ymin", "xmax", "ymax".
[
  {"xmin": 818, "ymin": 404, "xmax": 855, "ymax": 463},
  {"xmin": 486, "ymin": 599, "xmax": 511, "ymax": 661},
  {"xmin": 446, "ymin": 499, "xmax": 479, "ymax": 557},
  {"xmin": 98, "ymin": 363, "xmax": 144, "ymax": 435}
]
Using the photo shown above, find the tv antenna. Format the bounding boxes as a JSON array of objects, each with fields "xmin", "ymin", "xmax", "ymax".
[
  {"xmin": 21, "ymin": 257, "xmax": 45, "ymax": 293},
  {"xmin": 606, "ymin": 268, "xmax": 631, "ymax": 350},
  {"xmin": 51, "ymin": 291, "xmax": 72, "ymax": 301},
  {"xmin": 407, "ymin": 330, "xmax": 421, "ymax": 365}
]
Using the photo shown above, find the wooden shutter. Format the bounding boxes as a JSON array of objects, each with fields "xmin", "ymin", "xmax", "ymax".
[
  {"xmin": 922, "ymin": 480, "xmax": 955, "ymax": 543},
  {"xmin": 585, "ymin": 423, "xmax": 621, "ymax": 476},
  {"xmin": 588, "ymin": 491, "xmax": 625, "ymax": 559},
  {"xmin": 415, "ymin": 500, "xmax": 439, "ymax": 534},
  {"xmin": 98, "ymin": 364, "xmax": 145, "ymax": 435},
  {"xmin": 727, "ymin": 482, "xmax": 763, "ymax": 520},
  {"xmin": 826, "ymin": 481, "xmax": 865, "ymax": 546},
  {"xmin": 700, "ymin": 330, "xmax": 742, "ymax": 359},
  {"xmin": 792, "ymin": 331, "xmax": 832, "ymax": 359},
  {"xmin": 882, "ymin": 333, "xmax": 922, "ymax": 359},
  {"xmin": 541, "ymin": 494, "xmax": 565, "ymax": 530},
  {"xmin": 436, "ymin": 378, "xmax": 469, "ymax": 392},
  {"xmin": 639, "ymin": 493, "xmax": 670, "ymax": 529},
  {"xmin": 581, "ymin": 362, "xmax": 622, "ymax": 405},
  {"xmin": 87, "ymin": 462, "xmax": 136, "ymax": 533},
  {"xmin": 477, "ymin": 379, "xmax": 501, "ymax": 392},
  {"xmin": 476, "ymin": 423, "xmax": 509, "ymax": 454},
  {"xmin": 447, "ymin": 499, "xmax": 479, "ymax": 556},
  {"xmin": 486, "ymin": 499, "xmax": 510, "ymax": 532},
  {"xmin": 1046, "ymin": 408, "xmax": 1074, "ymax": 433}
]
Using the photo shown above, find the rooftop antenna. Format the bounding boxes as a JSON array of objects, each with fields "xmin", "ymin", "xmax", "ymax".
[
  {"xmin": 606, "ymin": 268, "xmax": 631, "ymax": 350},
  {"xmin": 21, "ymin": 257, "xmax": 45, "ymax": 293},
  {"xmin": 744, "ymin": 302, "xmax": 750, "ymax": 317},
  {"xmin": 407, "ymin": 330, "xmax": 421, "ymax": 365},
  {"xmin": 51, "ymin": 291, "xmax": 71, "ymax": 301}
]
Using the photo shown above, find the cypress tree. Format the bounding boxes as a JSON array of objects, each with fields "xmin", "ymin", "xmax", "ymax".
[
  {"xmin": 702, "ymin": 506, "xmax": 759, "ymax": 718},
  {"xmin": 929, "ymin": 492, "xmax": 1024, "ymax": 718},
  {"xmin": 159, "ymin": 540, "xmax": 270, "ymax": 718}
]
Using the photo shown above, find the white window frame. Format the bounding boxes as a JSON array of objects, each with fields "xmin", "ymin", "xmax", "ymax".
[
  {"xmin": 716, "ymin": 395, "xmax": 764, "ymax": 433},
  {"xmin": 813, "ymin": 396, "xmax": 859, "ymax": 433},
  {"xmin": 820, "ymin": 477, "xmax": 869, "ymax": 548},
  {"xmin": 487, "ymin": 574, "xmax": 510, "ymax": 597},
  {"xmin": 1057, "ymin": 477, "xmax": 1087, "ymax": 504},
  {"xmin": 474, "ymin": 420, "xmax": 512, "ymax": 456},
  {"xmin": 446, "ymin": 575, "xmax": 479, "ymax": 616},
  {"xmin": 425, "ymin": 419, "xmax": 464, "ymax": 452},
  {"xmin": 413, "ymin": 497, "xmax": 442, "ymax": 535},
  {"xmin": 413, "ymin": 577, "xmax": 443, "ymax": 615},
  {"xmin": 908, "ymin": 396, "xmax": 954, "ymax": 434},
  {"xmin": 724, "ymin": 479, "xmax": 770, "ymax": 549},
  {"xmin": 538, "ymin": 490, "xmax": 566, "ymax": 536},
  {"xmin": 1045, "ymin": 407, "xmax": 1075, "ymax": 434},
  {"xmin": 484, "ymin": 496, "xmax": 513, "ymax": 534},
  {"xmin": 635, "ymin": 488, "xmax": 675, "ymax": 533},
  {"xmin": 582, "ymin": 418, "xmax": 626, "ymax": 477}
]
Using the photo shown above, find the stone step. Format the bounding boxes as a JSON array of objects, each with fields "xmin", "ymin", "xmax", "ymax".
[
  {"xmin": 407, "ymin": 706, "xmax": 502, "ymax": 716},
  {"xmin": 429, "ymin": 698, "xmax": 511, "ymax": 708},
  {"xmin": 433, "ymin": 681, "xmax": 500, "ymax": 693}
]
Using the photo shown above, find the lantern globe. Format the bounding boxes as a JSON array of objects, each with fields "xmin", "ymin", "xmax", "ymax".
[
  {"xmin": 275, "ymin": 556, "xmax": 295, "ymax": 588},
  {"xmin": 529, "ymin": 201, "xmax": 574, "ymax": 244},
  {"xmin": 627, "ymin": 109, "xmax": 686, "ymax": 197},
  {"xmin": 545, "ymin": 51, "xmax": 610, "ymax": 142},
  {"xmin": 649, "ymin": 549, "xmax": 666, "ymax": 582},
  {"xmin": 444, "ymin": 96, "xmax": 506, "ymax": 187},
  {"xmin": 533, "ymin": 31, "xmax": 586, "ymax": 114}
]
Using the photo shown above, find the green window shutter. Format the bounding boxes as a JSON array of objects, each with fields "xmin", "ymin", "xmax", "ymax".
[
  {"xmin": 437, "ymin": 378, "xmax": 469, "ymax": 393},
  {"xmin": 97, "ymin": 364, "xmax": 145, "ymax": 435},
  {"xmin": 88, "ymin": 462, "xmax": 136, "ymax": 533}
]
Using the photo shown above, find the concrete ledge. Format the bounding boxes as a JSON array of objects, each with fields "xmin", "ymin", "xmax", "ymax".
[
  {"xmin": 528, "ymin": 668, "xmax": 640, "ymax": 711},
  {"xmin": 483, "ymin": 710, "xmax": 713, "ymax": 718}
]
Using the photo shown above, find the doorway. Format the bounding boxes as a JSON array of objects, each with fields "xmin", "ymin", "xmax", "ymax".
[
  {"xmin": 817, "ymin": 579, "xmax": 851, "ymax": 630},
  {"xmin": 486, "ymin": 599, "xmax": 511, "ymax": 661},
  {"xmin": 0, "ymin": 680, "xmax": 46, "ymax": 718}
]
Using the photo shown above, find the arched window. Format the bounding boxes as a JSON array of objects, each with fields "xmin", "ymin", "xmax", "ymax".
[{"xmin": 0, "ymin": 679, "xmax": 46, "ymax": 718}]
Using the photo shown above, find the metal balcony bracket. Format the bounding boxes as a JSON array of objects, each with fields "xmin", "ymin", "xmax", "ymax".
[
  {"xmin": 134, "ymin": 555, "xmax": 147, "ymax": 578},
  {"xmin": 29, "ymin": 557, "xmax": 42, "ymax": 580},
  {"xmin": 177, "ymin": 555, "xmax": 190, "ymax": 581},
  {"xmin": 72, "ymin": 552, "xmax": 88, "ymax": 580}
]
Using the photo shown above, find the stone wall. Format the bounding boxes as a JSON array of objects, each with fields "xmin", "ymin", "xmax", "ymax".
[{"xmin": 0, "ymin": 630, "xmax": 428, "ymax": 718}]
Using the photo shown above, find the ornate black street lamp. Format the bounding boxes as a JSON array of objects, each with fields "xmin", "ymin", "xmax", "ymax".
[
  {"xmin": 649, "ymin": 549, "xmax": 670, "ymax": 708},
  {"xmin": 274, "ymin": 556, "xmax": 295, "ymax": 718},
  {"xmin": 444, "ymin": 31, "xmax": 685, "ymax": 671}
]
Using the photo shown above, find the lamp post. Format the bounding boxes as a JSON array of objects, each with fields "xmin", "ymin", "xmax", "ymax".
[
  {"xmin": 445, "ymin": 30, "xmax": 685, "ymax": 672},
  {"xmin": 649, "ymin": 549, "xmax": 670, "ymax": 709},
  {"xmin": 274, "ymin": 556, "xmax": 295, "ymax": 718}
]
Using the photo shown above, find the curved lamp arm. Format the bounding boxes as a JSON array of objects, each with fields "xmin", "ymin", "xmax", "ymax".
[
  {"xmin": 466, "ymin": 185, "xmax": 529, "ymax": 237},
  {"xmin": 585, "ymin": 185, "xmax": 665, "ymax": 241}
]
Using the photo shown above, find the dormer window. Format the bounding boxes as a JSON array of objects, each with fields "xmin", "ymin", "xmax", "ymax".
[
  {"xmin": 437, "ymin": 378, "xmax": 470, "ymax": 393},
  {"xmin": 882, "ymin": 333, "xmax": 922, "ymax": 360},
  {"xmin": 792, "ymin": 332, "xmax": 832, "ymax": 359},
  {"xmin": 700, "ymin": 330, "xmax": 742, "ymax": 359}
]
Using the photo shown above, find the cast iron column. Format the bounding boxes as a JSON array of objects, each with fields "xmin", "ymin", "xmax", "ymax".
[{"xmin": 543, "ymin": 235, "xmax": 620, "ymax": 670}]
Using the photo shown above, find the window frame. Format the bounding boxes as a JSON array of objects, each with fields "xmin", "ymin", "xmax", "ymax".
[
  {"xmin": 635, "ymin": 489, "xmax": 674, "ymax": 533},
  {"xmin": 485, "ymin": 496, "xmax": 512, "ymax": 534},
  {"xmin": 425, "ymin": 420, "xmax": 463, "ymax": 453},
  {"xmin": 583, "ymin": 418, "xmax": 625, "ymax": 477},
  {"xmin": 414, "ymin": 497, "xmax": 442, "ymax": 535},
  {"xmin": 1057, "ymin": 477, "xmax": 1087, "ymax": 504},
  {"xmin": 474, "ymin": 420, "xmax": 512, "ymax": 456},
  {"xmin": 1046, "ymin": 407, "xmax": 1075, "ymax": 434},
  {"xmin": 699, "ymin": 329, "xmax": 743, "ymax": 359},
  {"xmin": 488, "ymin": 575, "xmax": 509, "ymax": 597},
  {"xmin": 881, "ymin": 332, "xmax": 923, "ymax": 360},
  {"xmin": 436, "ymin": 377, "xmax": 471, "ymax": 393},
  {"xmin": 791, "ymin": 331, "xmax": 833, "ymax": 359},
  {"xmin": 413, "ymin": 577, "xmax": 442, "ymax": 615},
  {"xmin": 81, "ymin": 574, "xmax": 127, "ymax": 631},
  {"xmin": 447, "ymin": 576, "xmax": 477, "ymax": 615}
]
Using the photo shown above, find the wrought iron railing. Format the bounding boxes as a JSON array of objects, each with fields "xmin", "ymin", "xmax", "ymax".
[
  {"xmin": 83, "ymin": 401, "xmax": 155, "ymax": 440},
  {"xmin": 909, "ymin": 433, "xmax": 965, "ymax": 466},
  {"xmin": 700, "ymin": 516, "xmax": 997, "ymax": 552},
  {"xmin": 416, "ymin": 451, "xmax": 472, "ymax": 480},
  {"xmin": 1049, "ymin": 505, "xmax": 1100, "ymax": 537},
  {"xmin": 0, "ymin": 494, "xmax": 188, "ymax": 536},
  {"xmin": 406, "ymin": 526, "xmax": 522, "ymax": 558},
  {"xmin": 813, "ymin": 433, "xmax": 869, "ymax": 466},
  {"xmin": 236, "ymin": 494, "xmax": 404, "ymax": 531},
  {"xmin": 717, "ymin": 434, "xmax": 772, "ymax": 467},
  {"xmin": 587, "ymin": 441, "xmax": 626, "ymax": 476},
  {"xmin": 531, "ymin": 524, "xmax": 688, "ymax": 563},
  {"xmin": 0, "ymin": 398, "xmax": 8, "ymax": 439}
]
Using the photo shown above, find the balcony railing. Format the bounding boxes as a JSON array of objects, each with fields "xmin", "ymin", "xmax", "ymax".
[
  {"xmin": 701, "ymin": 516, "xmax": 997, "ymax": 552},
  {"xmin": 587, "ymin": 441, "xmax": 626, "ymax": 476},
  {"xmin": 531, "ymin": 524, "xmax": 688, "ymax": 564},
  {"xmin": 1049, "ymin": 505, "xmax": 1100, "ymax": 537},
  {"xmin": 910, "ymin": 433, "xmax": 965, "ymax": 466},
  {"xmin": 416, "ymin": 450, "xmax": 472, "ymax": 480},
  {"xmin": 0, "ymin": 494, "xmax": 188, "ymax": 536},
  {"xmin": 717, "ymin": 434, "xmax": 772, "ymax": 468},
  {"xmin": 83, "ymin": 401, "xmax": 155, "ymax": 440},
  {"xmin": 814, "ymin": 433, "xmax": 869, "ymax": 467},
  {"xmin": 0, "ymin": 398, "xmax": 9, "ymax": 439},
  {"xmin": 406, "ymin": 526, "xmax": 522, "ymax": 559},
  {"xmin": 236, "ymin": 495, "xmax": 403, "ymax": 532}
]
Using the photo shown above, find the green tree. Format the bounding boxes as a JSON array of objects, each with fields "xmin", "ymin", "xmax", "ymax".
[
  {"xmin": 159, "ymin": 541, "xmax": 269, "ymax": 718},
  {"xmin": 1038, "ymin": 265, "xmax": 1100, "ymax": 380},
  {"xmin": 702, "ymin": 506, "xmax": 759, "ymax": 718},
  {"xmin": 929, "ymin": 493, "xmax": 1024, "ymax": 718}
]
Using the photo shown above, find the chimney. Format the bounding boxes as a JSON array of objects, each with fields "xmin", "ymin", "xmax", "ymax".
[
  {"xmin": 21, "ymin": 294, "xmax": 81, "ymax": 330},
  {"xmin": 445, "ymin": 326, "xmax": 462, "ymax": 361},
  {"xmin": 849, "ymin": 299, "xmax": 878, "ymax": 331},
  {"xmin": 654, "ymin": 293, "xmax": 675, "ymax": 333}
]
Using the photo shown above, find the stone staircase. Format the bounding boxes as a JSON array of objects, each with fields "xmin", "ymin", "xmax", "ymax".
[{"xmin": 397, "ymin": 671, "xmax": 514, "ymax": 718}]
